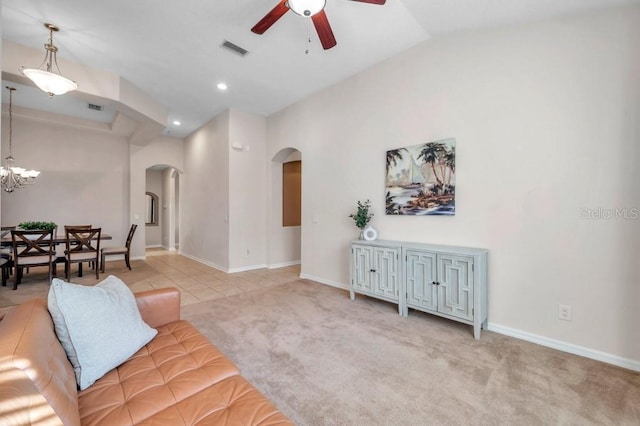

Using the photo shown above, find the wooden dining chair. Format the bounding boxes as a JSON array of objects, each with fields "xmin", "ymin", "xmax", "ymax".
[
  {"xmin": 11, "ymin": 229, "xmax": 55, "ymax": 290},
  {"xmin": 64, "ymin": 227, "xmax": 101, "ymax": 280},
  {"xmin": 62, "ymin": 225, "xmax": 95, "ymax": 270},
  {"xmin": 0, "ymin": 226, "xmax": 16, "ymax": 280},
  {"xmin": 101, "ymin": 224, "xmax": 137, "ymax": 272}
]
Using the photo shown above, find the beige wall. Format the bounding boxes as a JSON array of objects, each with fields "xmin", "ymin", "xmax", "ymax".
[
  {"xmin": 268, "ymin": 148, "xmax": 302, "ymax": 267},
  {"xmin": 161, "ymin": 167, "xmax": 179, "ymax": 251},
  {"xmin": 228, "ymin": 109, "xmax": 267, "ymax": 271},
  {"xmin": 1, "ymin": 115, "xmax": 129, "ymax": 249},
  {"xmin": 130, "ymin": 136, "xmax": 184, "ymax": 259},
  {"xmin": 182, "ymin": 109, "xmax": 268, "ymax": 272},
  {"xmin": 181, "ymin": 111, "xmax": 230, "ymax": 269},
  {"xmin": 266, "ymin": 7, "xmax": 640, "ymax": 365},
  {"xmin": 0, "ymin": 110, "xmax": 182, "ymax": 260}
]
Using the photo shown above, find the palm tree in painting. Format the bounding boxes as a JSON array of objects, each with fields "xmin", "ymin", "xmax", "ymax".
[
  {"xmin": 444, "ymin": 146, "xmax": 455, "ymax": 188},
  {"xmin": 417, "ymin": 142, "xmax": 445, "ymax": 187},
  {"xmin": 386, "ymin": 149, "xmax": 406, "ymax": 170}
]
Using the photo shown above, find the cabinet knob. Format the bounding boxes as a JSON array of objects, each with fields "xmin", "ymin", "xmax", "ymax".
[{"xmin": 432, "ymin": 281, "xmax": 437, "ymax": 285}]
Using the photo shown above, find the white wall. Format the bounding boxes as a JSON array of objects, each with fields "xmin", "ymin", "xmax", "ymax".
[
  {"xmin": 145, "ymin": 169, "xmax": 162, "ymax": 247},
  {"xmin": 181, "ymin": 111, "xmax": 230, "ymax": 269},
  {"xmin": 266, "ymin": 6, "xmax": 640, "ymax": 365},
  {"xmin": 1, "ymin": 115, "xmax": 129, "ymax": 249}
]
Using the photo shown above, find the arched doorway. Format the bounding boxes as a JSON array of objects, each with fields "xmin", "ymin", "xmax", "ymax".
[
  {"xmin": 145, "ymin": 164, "xmax": 181, "ymax": 252},
  {"xmin": 268, "ymin": 148, "xmax": 302, "ymax": 268}
]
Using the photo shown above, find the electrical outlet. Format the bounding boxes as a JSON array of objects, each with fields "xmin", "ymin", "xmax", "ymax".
[{"xmin": 559, "ymin": 304, "xmax": 572, "ymax": 321}]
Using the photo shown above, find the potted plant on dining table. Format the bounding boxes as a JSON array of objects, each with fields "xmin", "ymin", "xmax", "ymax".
[{"xmin": 18, "ymin": 221, "xmax": 58, "ymax": 233}]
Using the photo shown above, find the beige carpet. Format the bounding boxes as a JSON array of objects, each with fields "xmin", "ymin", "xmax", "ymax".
[{"xmin": 182, "ymin": 279, "xmax": 640, "ymax": 426}]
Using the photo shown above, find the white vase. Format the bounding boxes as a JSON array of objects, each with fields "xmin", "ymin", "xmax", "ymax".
[{"xmin": 362, "ymin": 225, "xmax": 377, "ymax": 241}]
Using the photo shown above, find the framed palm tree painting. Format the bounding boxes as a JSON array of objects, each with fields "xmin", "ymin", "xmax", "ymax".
[{"xmin": 385, "ymin": 138, "xmax": 456, "ymax": 215}]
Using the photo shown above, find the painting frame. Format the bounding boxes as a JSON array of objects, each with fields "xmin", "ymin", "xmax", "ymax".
[{"xmin": 385, "ymin": 138, "xmax": 456, "ymax": 216}]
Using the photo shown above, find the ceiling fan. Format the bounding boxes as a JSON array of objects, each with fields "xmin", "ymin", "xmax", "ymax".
[{"xmin": 251, "ymin": 0, "xmax": 386, "ymax": 50}]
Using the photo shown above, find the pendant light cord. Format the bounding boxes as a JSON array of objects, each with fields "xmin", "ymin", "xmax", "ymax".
[
  {"xmin": 306, "ymin": 19, "xmax": 311, "ymax": 55},
  {"xmin": 6, "ymin": 86, "xmax": 14, "ymax": 158}
]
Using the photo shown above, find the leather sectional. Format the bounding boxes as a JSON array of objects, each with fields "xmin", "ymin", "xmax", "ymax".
[{"xmin": 0, "ymin": 287, "xmax": 292, "ymax": 425}]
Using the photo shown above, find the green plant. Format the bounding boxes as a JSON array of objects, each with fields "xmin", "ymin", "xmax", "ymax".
[
  {"xmin": 349, "ymin": 199, "xmax": 374, "ymax": 230},
  {"xmin": 18, "ymin": 221, "xmax": 57, "ymax": 231}
]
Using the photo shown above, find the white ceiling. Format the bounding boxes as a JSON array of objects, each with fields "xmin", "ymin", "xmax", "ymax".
[{"xmin": 1, "ymin": 0, "xmax": 638, "ymax": 138}]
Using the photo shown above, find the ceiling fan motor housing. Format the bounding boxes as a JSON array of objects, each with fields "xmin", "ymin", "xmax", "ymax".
[{"xmin": 288, "ymin": 0, "xmax": 326, "ymax": 17}]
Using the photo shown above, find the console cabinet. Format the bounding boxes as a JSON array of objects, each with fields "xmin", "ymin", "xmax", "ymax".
[
  {"xmin": 350, "ymin": 240, "xmax": 488, "ymax": 338},
  {"xmin": 350, "ymin": 242, "xmax": 402, "ymax": 314}
]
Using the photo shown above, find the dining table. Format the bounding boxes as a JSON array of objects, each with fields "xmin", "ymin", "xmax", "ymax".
[
  {"xmin": 0, "ymin": 232, "xmax": 112, "ymax": 247},
  {"xmin": 0, "ymin": 230, "xmax": 113, "ymax": 278}
]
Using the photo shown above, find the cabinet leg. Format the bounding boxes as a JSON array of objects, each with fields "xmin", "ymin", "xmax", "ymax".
[
  {"xmin": 349, "ymin": 290, "xmax": 355, "ymax": 301},
  {"xmin": 474, "ymin": 325, "xmax": 481, "ymax": 339}
]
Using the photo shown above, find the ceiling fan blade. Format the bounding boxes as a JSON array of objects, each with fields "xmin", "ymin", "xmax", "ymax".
[
  {"xmin": 251, "ymin": 0, "xmax": 290, "ymax": 34},
  {"xmin": 311, "ymin": 10, "xmax": 337, "ymax": 50},
  {"xmin": 349, "ymin": 0, "xmax": 386, "ymax": 4}
]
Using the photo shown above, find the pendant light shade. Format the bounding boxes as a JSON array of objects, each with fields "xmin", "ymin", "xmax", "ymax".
[{"xmin": 20, "ymin": 23, "xmax": 77, "ymax": 97}]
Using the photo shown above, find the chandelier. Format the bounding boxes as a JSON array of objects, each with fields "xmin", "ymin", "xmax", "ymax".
[
  {"xmin": 20, "ymin": 23, "xmax": 77, "ymax": 97},
  {"xmin": 1, "ymin": 87, "xmax": 40, "ymax": 193}
]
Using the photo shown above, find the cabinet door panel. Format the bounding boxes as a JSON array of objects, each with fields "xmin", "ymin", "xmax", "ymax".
[
  {"xmin": 352, "ymin": 245, "xmax": 373, "ymax": 292},
  {"xmin": 405, "ymin": 250, "xmax": 437, "ymax": 311},
  {"xmin": 437, "ymin": 254, "xmax": 474, "ymax": 320},
  {"xmin": 372, "ymin": 247, "xmax": 399, "ymax": 300}
]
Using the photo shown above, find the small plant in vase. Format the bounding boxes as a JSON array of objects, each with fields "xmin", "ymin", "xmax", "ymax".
[{"xmin": 349, "ymin": 199, "xmax": 374, "ymax": 239}]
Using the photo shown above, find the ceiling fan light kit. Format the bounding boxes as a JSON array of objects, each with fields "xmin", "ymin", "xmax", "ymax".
[
  {"xmin": 20, "ymin": 23, "xmax": 78, "ymax": 97},
  {"xmin": 251, "ymin": 0, "xmax": 386, "ymax": 50}
]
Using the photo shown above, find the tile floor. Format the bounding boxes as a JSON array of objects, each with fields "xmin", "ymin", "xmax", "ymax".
[{"xmin": 0, "ymin": 248, "xmax": 301, "ymax": 315}]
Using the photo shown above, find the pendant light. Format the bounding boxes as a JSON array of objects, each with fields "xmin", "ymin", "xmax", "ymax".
[{"xmin": 20, "ymin": 23, "xmax": 78, "ymax": 97}]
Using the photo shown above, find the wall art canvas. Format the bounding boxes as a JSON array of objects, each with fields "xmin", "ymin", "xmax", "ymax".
[{"xmin": 386, "ymin": 138, "xmax": 456, "ymax": 216}]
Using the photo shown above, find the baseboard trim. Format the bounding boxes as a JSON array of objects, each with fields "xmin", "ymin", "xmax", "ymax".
[
  {"xmin": 180, "ymin": 253, "xmax": 228, "ymax": 273},
  {"xmin": 228, "ymin": 264, "xmax": 267, "ymax": 273},
  {"xmin": 180, "ymin": 253, "xmax": 266, "ymax": 274},
  {"xmin": 267, "ymin": 260, "xmax": 301, "ymax": 269},
  {"xmin": 488, "ymin": 323, "xmax": 640, "ymax": 372},
  {"xmin": 299, "ymin": 273, "xmax": 349, "ymax": 291},
  {"xmin": 145, "ymin": 244, "xmax": 162, "ymax": 249}
]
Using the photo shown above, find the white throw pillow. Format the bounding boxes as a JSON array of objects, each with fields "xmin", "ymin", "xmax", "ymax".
[{"xmin": 48, "ymin": 275, "xmax": 158, "ymax": 390}]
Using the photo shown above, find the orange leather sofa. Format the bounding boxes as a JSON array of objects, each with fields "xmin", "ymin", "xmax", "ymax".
[{"xmin": 0, "ymin": 288, "xmax": 292, "ymax": 425}]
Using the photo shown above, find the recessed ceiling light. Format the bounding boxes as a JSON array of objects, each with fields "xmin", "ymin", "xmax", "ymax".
[
  {"xmin": 172, "ymin": 120, "xmax": 181, "ymax": 126},
  {"xmin": 217, "ymin": 82, "xmax": 228, "ymax": 91}
]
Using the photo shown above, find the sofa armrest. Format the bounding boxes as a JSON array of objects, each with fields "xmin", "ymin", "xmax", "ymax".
[{"xmin": 134, "ymin": 288, "xmax": 181, "ymax": 328}]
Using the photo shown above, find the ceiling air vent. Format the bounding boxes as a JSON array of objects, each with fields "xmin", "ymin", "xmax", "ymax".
[
  {"xmin": 88, "ymin": 103, "xmax": 104, "ymax": 111},
  {"xmin": 221, "ymin": 40, "xmax": 249, "ymax": 57}
]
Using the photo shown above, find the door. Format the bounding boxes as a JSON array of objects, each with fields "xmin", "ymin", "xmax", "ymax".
[
  {"xmin": 405, "ymin": 249, "xmax": 438, "ymax": 312},
  {"xmin": 352, "ymin": 245, "xmax": 373, "ymax": 293},
  {"xmin": 437, "ymin": 254, "xmax": 474, "ymax": 321},
  {"xmin": 371, "ymin": 247, "xmax": 399, "ymax": 301}
]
